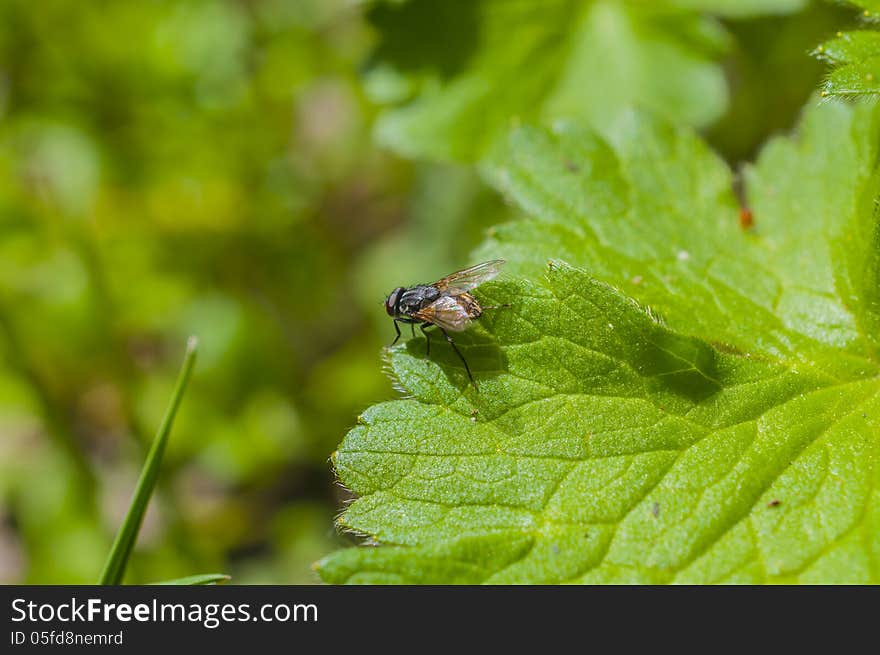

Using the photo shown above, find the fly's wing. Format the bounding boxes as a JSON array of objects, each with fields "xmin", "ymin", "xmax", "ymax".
[
  {"xmin": 412, "ymin": 295, "xmax": 472, "ymax": 332},
  {"xmin": 434, "ymin": 259, "xmax": 505, "ymax": 296}
]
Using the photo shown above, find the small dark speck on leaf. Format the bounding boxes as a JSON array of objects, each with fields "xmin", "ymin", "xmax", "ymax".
[
  {"xmin": 862, "ymin": 413, "xmax": 867, "ymax": 419},
  {"xmin": 651, "ymin": 502, "xmax": 660, "ymax": 518},
  {"xmin": 732, "ymin": 171, "xmax": 752, "ymax": 230},
  {"xmin": 767, "ymin": 499, "xmax": 781, "ymax": 508},
  {"xmin": 563, "ymin": 159, "xmax": 579, "ymax": 173}
]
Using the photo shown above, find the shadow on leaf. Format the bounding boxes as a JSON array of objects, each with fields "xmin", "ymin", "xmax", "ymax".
[
  {"xmin": 637, "ymin": 330, "xmax": 722, "ymax": 402},
  {"xmin": 403, "ymin": 327, "xmax": 507, "ymax": 388}
]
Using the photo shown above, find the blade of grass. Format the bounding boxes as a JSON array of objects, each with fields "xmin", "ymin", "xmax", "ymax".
[
  {"xmin": 98, "ymin": 336, "xmax": 199, "ymax": 585},
  {"xmin": 151, "ymin": 573, "xmax": 231, "ymax": 585}
]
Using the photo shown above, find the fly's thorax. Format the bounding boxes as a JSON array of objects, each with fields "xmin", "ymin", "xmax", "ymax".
[{"xmin": 398, "ymin": 285, "xmax": 440, "ymax": 316}]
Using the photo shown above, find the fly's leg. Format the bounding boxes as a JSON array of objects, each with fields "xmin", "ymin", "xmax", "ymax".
[
  {"xmin": 410, "ymin": 324, "xmax": 416, "ymax": 338},
  {"xmin": 439, "ymin": 327, "xmax": 476, "ymax": 388},
  {"xmin": 390, "ymin": 320, "xmax": 402, "ymax": 346},
  {"xmin": 420, "ymin": 323, "xmax": 434, "ymax": 358}
]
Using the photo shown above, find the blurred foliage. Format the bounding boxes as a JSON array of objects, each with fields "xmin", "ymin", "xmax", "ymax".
[
  {"xmin": 363, "ymin": 0, "xmax": 822, "ymax": 162},
  {"xmin": 0, "ymin": 0, "xmax": 863, "ymax": 584}
]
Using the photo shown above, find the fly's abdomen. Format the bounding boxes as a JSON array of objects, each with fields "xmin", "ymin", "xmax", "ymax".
[{"xmin": 459, "ymin": 292, "xmax": 482, "ymax": 319}]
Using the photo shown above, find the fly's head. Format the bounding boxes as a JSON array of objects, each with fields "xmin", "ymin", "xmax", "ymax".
[{"xmin": 384, "ymin": 287, "xmax": 405, "ymax": 318}]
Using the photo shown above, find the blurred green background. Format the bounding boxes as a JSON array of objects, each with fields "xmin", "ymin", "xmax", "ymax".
[{"xmin": 0, "ymin": 0, "xmax": 857, "ymax": 583}]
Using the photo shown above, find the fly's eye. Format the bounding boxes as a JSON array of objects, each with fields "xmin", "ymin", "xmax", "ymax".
[{"xmin": 385, "ymin": 287, "xmax": 404, "ymax": 316}]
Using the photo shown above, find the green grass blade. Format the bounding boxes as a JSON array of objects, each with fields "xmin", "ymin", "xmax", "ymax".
[
  {"xmin": 98, "ymin": 336, "xmax": 199, "ymax": 585},
  {"xmin": 150, "ymin": 573, "xmax": 231, "ymax": 585}
]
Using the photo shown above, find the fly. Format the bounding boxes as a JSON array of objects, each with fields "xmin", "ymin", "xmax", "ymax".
[{"xmin": 384, "ymin": 259, "xmax": 507, "ymax": 387}]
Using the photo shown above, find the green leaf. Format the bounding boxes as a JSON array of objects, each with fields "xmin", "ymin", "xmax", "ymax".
[
  {"xmin": 482, "ymin": 101, "xmax": 880, "ymax": 366},
  {"xmin": 151, "ymin": 573, "xmax": 231, "ymax": 585},
  {"xmin": 98, "ymin": 337, "xmax": 199, "ymax": 585},
  {"xmin": 317, "ymin": 98, "xmax": 880, "ymax": 583},
  {"xmin": 365, "ymin": 0, "xmax": 806, "ymax": 162},
  {"xmin": 814, "ymin": 4, "xmax": 880, "ymax": 97},
  {"xmin": 828, "ymin": 0, "xmax": 880, "ymax": 19}
]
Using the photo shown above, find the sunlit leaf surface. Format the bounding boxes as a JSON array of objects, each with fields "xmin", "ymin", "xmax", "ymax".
[{"xmin": 318, "ymin": 99, "xmax": 880, "ymax": 583}]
